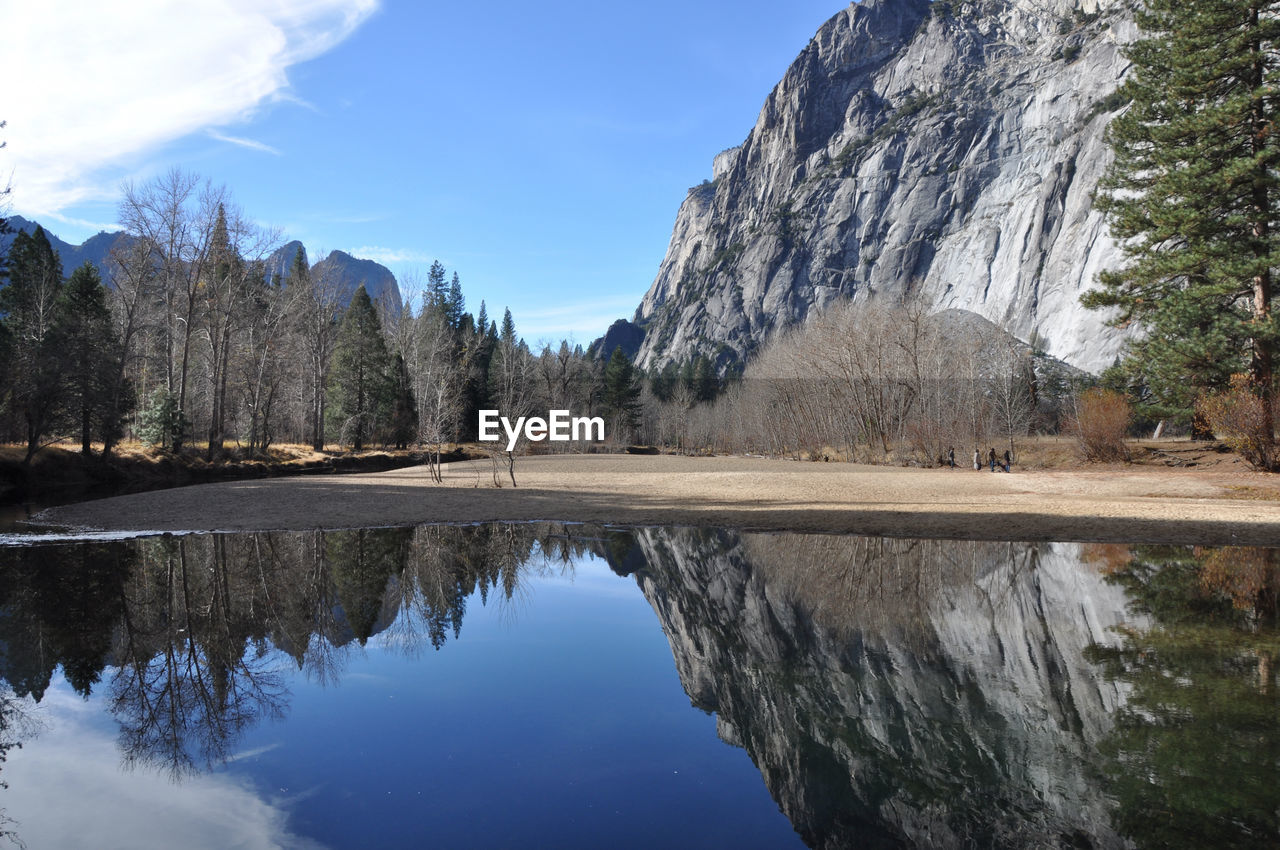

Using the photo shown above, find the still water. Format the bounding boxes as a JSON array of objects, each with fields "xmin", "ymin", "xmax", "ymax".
[{"xmin": 0, "ymin": 524, "xmax": 1275, "ymax": 848}]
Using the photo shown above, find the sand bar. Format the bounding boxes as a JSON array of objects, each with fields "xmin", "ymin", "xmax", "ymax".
[{"xmin": 26, "ymin": 454, "xmax": 1280, "ymax": 545}]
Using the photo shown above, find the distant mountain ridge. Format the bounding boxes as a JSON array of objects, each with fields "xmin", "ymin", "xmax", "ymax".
[
  {"xmin": 1, "ymin": 215, "xmax": 128, "ymax": 279},
  {"xmin": 2, "ymin": 217, "xmax": 403, "ymax": 311}
]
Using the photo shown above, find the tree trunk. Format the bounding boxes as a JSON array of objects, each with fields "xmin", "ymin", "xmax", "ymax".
[
  {"xmin": 81, "ymin": 404, "xmax": 92, "ymax": 456},
  {"xmin": 1247, "ymin": 5, "xmax": 1275, "ymax": 469},
  {"xmin": 24, "ymin": 422, "xmax": 37, "ymax": 464}
]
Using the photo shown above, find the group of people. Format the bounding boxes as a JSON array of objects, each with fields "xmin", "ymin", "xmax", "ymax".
[{"xmin": 941, "ymin": 447, "xmax": 1013, "ymax": 472}]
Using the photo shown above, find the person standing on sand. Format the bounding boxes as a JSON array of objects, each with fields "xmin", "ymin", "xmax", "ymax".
[
  {"xmin": 973, "ymin": 449, "xmax": 981, "ymax": 471},
  {"xmin": 988, "ymin": 448, "xmax": 997, "ymax": 472},
  {"xmin": 948, "ymin": 447, "xmax": 956, "ymax": 468},
  {"xmin": 1003, "ymin": 450, "xmax": 1012, "ymax": 473}
]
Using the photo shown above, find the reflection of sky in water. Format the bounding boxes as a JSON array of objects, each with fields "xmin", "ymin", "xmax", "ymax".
[
  {"xmin": 0, "ymin": 555, "xmax": 801, "ymax": 849},
  {"xmin": 4, "ymin": 683, "xmax": 323, "ymax": 849}
]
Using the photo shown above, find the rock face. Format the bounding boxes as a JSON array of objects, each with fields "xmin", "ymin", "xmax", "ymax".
[
  {"xmin": 624, "ymin": 527, "xmax": 1140, "ymax": 847},
  {"xmin": 591, "ymin": 318, "xmax": 647, "ymax": 361},
  {"xmin": 311, "ymin": 249, "xmax": 404, "ymax": 313},
  {"xmin": 265, "ymin": 239, "xmax": 308, "ymax": 286},
  {"xmin": 633, "ymin": 0, "xmax": 1136, "ymax": 374},
  {"xmin": 267, "ymin": 242, "xmax": 404, "ymax": 313}
]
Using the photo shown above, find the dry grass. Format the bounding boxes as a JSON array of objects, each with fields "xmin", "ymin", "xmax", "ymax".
[
  {"xmin": 37, "ymin": 452, "xmax": 1280, "ymax": 545},
  {"xmin": 1223, "ymin": 484, "xmax": 1280, "ymax": 501}
]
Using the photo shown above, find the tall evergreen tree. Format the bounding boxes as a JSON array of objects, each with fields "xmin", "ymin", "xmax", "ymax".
[
  {"xmin": 388, "ymin": 353, "xmax": 418, "ymax": 450},
  {"xmin": 446, "ymin": 272, "xmax": 465, "ymax": 330},
  {"xmin": 1084, "ymin": 0, "xmax": 1280, "ymax": 458},
  {"xmin": 602, "ymin": 347, "xmax": 642, "ymax": 437},
  {"xmin": 1, "ymin": 227, "xmax": 65, "ymax": 460},
  {"xmin": 426, "ymin": 260, "xmax": 448, "ymax": 311},
  {"xmin": 204, "ymin": 202, "xmax": 237, "ymax": 459},
  {"xmin": 288, "ymin": 244, "xmax": 308, "ymax": 287},
  {"xmin": 682, "ymin": 355, "xmax": 718, "ymax": 402},
  {"xmin": 57, "ymin": 262, "xmax": 125, "ymax": 455},
  {"xmin": 499, "ymin": 308, "xmax": 516, "ymax": 345},
  {"xmin": 327, "ymin": 285, "xmax": 394, "ymax": 451}
]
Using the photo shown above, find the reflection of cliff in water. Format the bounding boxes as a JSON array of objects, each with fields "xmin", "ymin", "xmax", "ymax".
[{"xmin": 618, "ymin": 529, "xmax": 1138, "ymax": 849}]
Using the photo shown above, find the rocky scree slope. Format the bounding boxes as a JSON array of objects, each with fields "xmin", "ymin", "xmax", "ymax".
[{"xmin": 631, "ymin": 0, "xmax": 1135, "ymax": 374}]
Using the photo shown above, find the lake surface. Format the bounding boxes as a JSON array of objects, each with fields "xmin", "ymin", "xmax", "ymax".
[{"xmin": 0, "ymin": 524, "xmax": 1276, "ymax": 848}]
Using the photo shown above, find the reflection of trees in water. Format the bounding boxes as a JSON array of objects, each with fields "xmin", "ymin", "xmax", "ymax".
[
  {"xmin": 110, "ymin": 535, "xmax": 290, "ymax": 776},
  {"xmin": 0, "ymin": 543, "xmax": 126, "ymax": 844},
  {"xmin": 376, "ymin": 523, "xmax": 592, "ymax": 655},
  {"xmin": 0, "ymin": 543, "xmax": 133, "ymax": 701},
  {"xmin": 0, "ymin": 523, "xmax": 600, "ymax": 779},
  {"xmin": 744, "ymin": 534, "xmax": 1036, "ymax": 643},
  {"xmin": 0, "ymin": 683, "xmax": 38, "ymax": 849},
  {"xmin": 1088, "ymin": 545, "xmax": 1280, "ymax": 850}
]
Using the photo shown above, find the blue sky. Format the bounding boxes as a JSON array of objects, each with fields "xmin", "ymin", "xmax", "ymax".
[{"xmin": 4, "ymin": 0, "xmax": 846, "ymax": 343}]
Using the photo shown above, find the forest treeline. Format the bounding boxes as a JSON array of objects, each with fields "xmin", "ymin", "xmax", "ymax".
[
  {"xmin": 0, "ymin": 169, "xmax": 1084, "ymax": 469},
  {"xmin": 0, "ymin": 170, "xmax": 657, "ymax": 463}
]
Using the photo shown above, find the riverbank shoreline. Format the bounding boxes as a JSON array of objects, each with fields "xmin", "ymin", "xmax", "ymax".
[
  {"xmin": 29, "ymin": 454, "xmax": 1280, "ymax": 546},
  {"xmin": 0, "ymin": 444, "xmax": 481, "ymax": 506}
]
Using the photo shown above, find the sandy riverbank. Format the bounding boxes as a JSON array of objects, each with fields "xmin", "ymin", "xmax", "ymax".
[{"xmin": 28, "ymin": 453, "xmax": 1280, "ymax": 545}]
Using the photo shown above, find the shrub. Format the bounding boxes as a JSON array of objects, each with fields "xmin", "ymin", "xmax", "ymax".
[
  {"xmin": 1197, "ymin": 374, "xmax": 1276, "ymax": 470},
  {"xmin": 137, "ymin": 388, "xmax": 189, "ymax": 451},
  {"xmin": 1068, "ymin": 388, "xmax": 1131, "ymax": 462}
]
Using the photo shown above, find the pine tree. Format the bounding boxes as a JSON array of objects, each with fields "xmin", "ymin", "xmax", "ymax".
[
  {"xmin": 426, "ymin": 260, "xmax": 448, "ymax": 312},
  {"xmin": 602, "ymin": 347, "xmax": 642, "ymax": 437},
  {"xmin": 388, "ymin": 353, "xmax": 418, "ymax": 450},
  {"xmin": 57, "ymin": 262, "xmax": 124, "ymax": 455},
  {"xmin": 288, "ymin": 244, "xmax": 308, "ymax": 287},
  {"xmin": 327, "ymin": 285, "xmax": 394, "ymax": 451},
  {"xmin": 1, "ymin": 227, "xmax": 65, "ymax": 461},
  {"xmin": 500, "ymin": 308, "xmax": 516, "ymax": 345},
  {"xmin": 204, "ymin": 202, "xmax": 237, "ymax": 459},
  {"xmin": 446, "ymin": 272, "xmax": 465, "ymax": 330},
  {"xmin": 1084, "ymin": 0, "xmax": 1280, "ymax": 459}
]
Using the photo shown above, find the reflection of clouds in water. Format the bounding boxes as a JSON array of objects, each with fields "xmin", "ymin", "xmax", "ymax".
[{"xmin": 2, "ymin": 683, "xmax": 325, "ymax": 850}]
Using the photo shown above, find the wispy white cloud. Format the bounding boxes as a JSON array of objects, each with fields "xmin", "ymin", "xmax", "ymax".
[
  {"xmin": 40, "ymin": 210, "xmax": 122, "ymax": 234},
  {"xmin": 2, "ymin": 0, "xmax": 378, "ymax": 216},
  {"xmin": 519, "ymin": 294, "xmax": 640, "ymax": 321},
  {"xmin": 313, "ymin": 212, "xmax": 388, "ymax": 225},
  {"xmin": 223, "ymin": 742, "xmax": 283, "ymax": 763},
  {"xmin": 208, "ymin": 131, "xmax": 283, "ymax": 156},
  {"xmin": 518, "ymin": 294, "xmax": 641, "ymax": 341},
  {"xmin": 270, "ymin": 90, "xmax": 322, "ymax": 114},
  {"xmin": 352, "ymin": 245, "xmax": 434, "ymax": 265}
]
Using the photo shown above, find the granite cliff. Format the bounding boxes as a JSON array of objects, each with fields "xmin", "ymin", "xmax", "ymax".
[{"xmin": 632, "ymin": 0, "xmax": 1136, "ymax": 374}]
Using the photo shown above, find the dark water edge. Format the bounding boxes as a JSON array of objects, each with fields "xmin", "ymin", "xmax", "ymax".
[
  {"xmin": 0, "ymin": 524, "xmax": 1276, "ymax": 848},
  {"xmin": 0, "ymin": 446, "xmax": 467, "ymax": 513}
]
